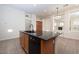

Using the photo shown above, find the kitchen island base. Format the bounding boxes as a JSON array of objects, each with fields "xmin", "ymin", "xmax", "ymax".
[{"xmin": 20, "ymin": 31, "xmax": 57, "ymax": 54}]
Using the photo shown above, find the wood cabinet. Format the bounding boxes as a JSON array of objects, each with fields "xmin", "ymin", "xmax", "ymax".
[
  {"xmin": 20, "ymin": 32, "xmax": 29, "ymax": 53},
  {"xmin": 41, "ymin": 39, "xmax": 55, "ymax": 54}
]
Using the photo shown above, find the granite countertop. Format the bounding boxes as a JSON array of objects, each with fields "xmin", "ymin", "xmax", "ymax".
[{"xmin": 24, "ymin": 31, "xmax": 59, "ymax": 40}]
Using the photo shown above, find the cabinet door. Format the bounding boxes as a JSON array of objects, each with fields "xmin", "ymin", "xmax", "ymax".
[
  {"xmin": 20, "ymin": 32, "xmax": 29, "ymax": 53},
  {"xmin": 41, "ymin": 39, "xmax": 54, "ymax": 54},
  {"xmin": 20, "ymin": 32, "xmax": 25, "ymax": 49},
  {"xmin": 24, "ymin": 34, "xmax": 29, "ymax": 53}
]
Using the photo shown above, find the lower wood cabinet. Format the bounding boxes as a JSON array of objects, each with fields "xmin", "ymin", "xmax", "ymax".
[
  {"xmin": 41, "ymin": 39, "xmax": 54, "ymax": 54},
  {"xmin": 20, "ymin": 32, "xmax": 29, "ymax": 53}
]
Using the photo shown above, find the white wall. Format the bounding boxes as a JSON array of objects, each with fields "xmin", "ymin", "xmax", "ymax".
[
  {"xmin": 63, "ymin": 13, "xmax": 71, "ymax": 33},
  {"xmin": 42, "ymin": 16, "xmax": 53, "ymax": 31},
  {"xmin": 42, "ymin": 10, "xmax": 79, "ymax": 33},
  {"xmin": 31, "ymin": 14, "xmax": 36, "ymax": 31},
  {"xmin": 0, "ymin": 5, "xmax": 25, "ymax": 40},
  {"xmin": 25, "ymin": 14, "xmax": 36, "ymax": 31},
  {"xmin": 53, "ymin": 14, "xmax": 71, "ymax": 33}
]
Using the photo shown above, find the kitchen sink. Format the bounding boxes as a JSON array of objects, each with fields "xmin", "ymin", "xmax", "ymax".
[{"xmin": 25, "ymin": 31, "xmax": 35, "ymax": 33}]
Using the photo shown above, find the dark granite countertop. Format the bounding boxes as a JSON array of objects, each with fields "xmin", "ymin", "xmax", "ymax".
[{"xmin": 23, "ymin": 31, "xmax": 60, "ymax": 40}]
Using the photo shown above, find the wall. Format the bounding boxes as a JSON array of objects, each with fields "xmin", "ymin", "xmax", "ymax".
[
  {"xmin": 0, "ymin": 5, "xmax": 25, "ymax": 41},
  {"xmin": 31, "ymin": 14, "xmax": 36, "ymax": 31},
  {"xmin": 42, "ymin": 16, "xmax": 53, "ymax": 31},
  {"xmin": 63, "ymin": 13, "xmax": 71, "ymax": 33},
  {"xmin": 60, "ymin": 7, "xmax": 79, "ymax": 33},
  {"xmin": 25, "ymin": 14, "xmax": 36, "ymax": 31},
  {"xmin": 53, "ymin": 14, "xmax": 71, "ymax": 33},
  {"xmin": 42, "ymin": 7, "xmax": 79, "ymax": 33}
]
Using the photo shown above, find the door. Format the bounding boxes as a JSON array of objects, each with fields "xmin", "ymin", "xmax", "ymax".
[{"xmin": 36, "ymin": 21, "xmax": 42, "ymax": 33}]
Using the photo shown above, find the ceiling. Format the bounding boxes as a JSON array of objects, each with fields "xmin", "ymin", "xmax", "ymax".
[{"xmin": 5, "ymin": 4, "xmax": 77, "ymax": 17}]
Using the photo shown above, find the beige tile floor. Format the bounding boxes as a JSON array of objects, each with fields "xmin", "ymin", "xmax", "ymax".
[{"xmin": 0, "ymin": 38, "xmax": 25, "ymax": 54}]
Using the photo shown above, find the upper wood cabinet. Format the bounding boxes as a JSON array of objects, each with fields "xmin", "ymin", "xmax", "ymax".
[{"xmin": 36, "ymin": 21, "xmax": 42, "ymax": 33}]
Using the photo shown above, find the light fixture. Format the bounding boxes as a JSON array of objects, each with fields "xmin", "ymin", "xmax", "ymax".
[
  {"xmin": 8, "ymin": 29, "xmax": 13, "ymax": 32},
  {"xmin": 54, "ymin": 7, "xmax": 61, "ymax": 19}
]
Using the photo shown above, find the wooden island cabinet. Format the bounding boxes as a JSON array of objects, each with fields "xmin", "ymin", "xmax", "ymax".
[
  {"xmin": 20, "ymin": 32, "xmax": 29, "ymax": 53},
  {"xmin": 20, "ymin": 31, "xmax": 58, "ymax": 54},
  {"xmin": 41, "ymin": 39, "xmax": 55, "ymax": 54}
]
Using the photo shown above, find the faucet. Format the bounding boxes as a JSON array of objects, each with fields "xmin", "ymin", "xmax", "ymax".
[{"xmin": 29, "ymin": 24, "xmax": 34, "ymax": 32}]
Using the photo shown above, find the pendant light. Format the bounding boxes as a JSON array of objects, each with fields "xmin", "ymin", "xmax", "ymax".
[{"xmin": 55, "ymin": 7, "xmax": 61, "ymax": 19}]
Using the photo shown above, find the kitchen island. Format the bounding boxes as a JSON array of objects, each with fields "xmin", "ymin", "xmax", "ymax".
[{"xmin": 20, "ymin": 31, "xmax": 59, "ymax": 54}]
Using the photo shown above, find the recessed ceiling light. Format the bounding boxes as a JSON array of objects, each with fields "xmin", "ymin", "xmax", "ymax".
[{"xmin": 8, "ymin": 29, "xmax": 13, "ymax": 32}]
